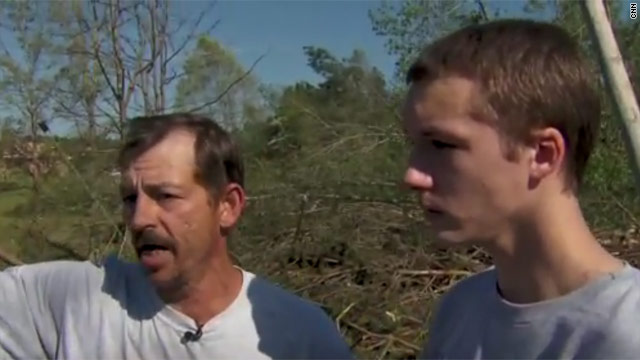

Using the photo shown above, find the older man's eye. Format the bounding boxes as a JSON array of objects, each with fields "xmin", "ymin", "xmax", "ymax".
[
  {"xmin": 122, "ymin": 194, "xmax": 137, "ymax": 204},
  {"xmin": 157, "ymin": 192, "xmax": 183, "ymax": 203}
]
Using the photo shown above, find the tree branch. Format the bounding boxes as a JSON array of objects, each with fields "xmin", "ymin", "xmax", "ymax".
[
  {"xmin": 476, "ymin": 0, "xmax": 490, "ymax": 21},
  {"xmin": 582, "ymin": 0, "xmax": 640, "ymax": 195},
  {"xmin": 186, "ymin": 52, "xmax": 267, "ymax": 113}
]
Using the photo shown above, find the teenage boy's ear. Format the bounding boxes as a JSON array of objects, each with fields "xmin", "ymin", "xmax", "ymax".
[{"xmin": 527, "ymin": 127, "xmax": 565, "ymax": 184}]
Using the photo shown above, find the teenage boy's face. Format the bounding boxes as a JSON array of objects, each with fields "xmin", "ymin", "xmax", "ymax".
[{"xmin": 402, "ymin": 76, "xmax": 532, "ymax": 247}]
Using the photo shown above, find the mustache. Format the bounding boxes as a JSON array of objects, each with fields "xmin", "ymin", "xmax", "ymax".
[{"xmin": 133, "ymin": 230, "xmax": 176, "ymax": 251}]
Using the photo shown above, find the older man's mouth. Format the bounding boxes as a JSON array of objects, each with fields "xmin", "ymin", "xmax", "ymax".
[{"xmin": 138, "ymin": 245, "xmax": 173, "ymax": 270}]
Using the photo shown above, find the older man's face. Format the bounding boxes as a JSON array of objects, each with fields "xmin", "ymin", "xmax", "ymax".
[{"xmin": 120, "ymin": 129, "xmax": 223, "ymax": 296}]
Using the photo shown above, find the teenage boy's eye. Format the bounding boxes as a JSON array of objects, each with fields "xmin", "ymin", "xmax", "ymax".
[{"xmin": 432, "ymin": 140, "xmax": 456, "ymax": 149}]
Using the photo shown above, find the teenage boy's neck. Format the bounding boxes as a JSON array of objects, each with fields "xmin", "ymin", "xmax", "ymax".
[{"xmin": 488, "ymin": 195, "xmax": 624, "ymax": 304}]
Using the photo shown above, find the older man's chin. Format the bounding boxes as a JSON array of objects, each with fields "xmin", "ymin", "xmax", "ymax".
[{"xmin": 143, "ymin": 267, "xmax": 189, "ymax": 302}]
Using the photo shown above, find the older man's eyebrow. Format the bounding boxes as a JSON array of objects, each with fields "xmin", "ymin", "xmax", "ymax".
[
  {"xmin": 149, "ymin": 182, "xmax": 182, "ymax": 189},
  {"xmin": 119, "ymin": 181, "xmax": 182, "ymax": 194}
]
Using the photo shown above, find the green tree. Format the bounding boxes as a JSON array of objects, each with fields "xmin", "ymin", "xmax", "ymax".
[
  {"xmin": 369, "ymin": 0, "xmax": 494, "ymax": 83},
  {"xmin": 236, "ymin": 47, "xmax": 424, "ymax": 359},
  {"xmin": 174, "ymin": 36, "xmax": 264, "ymax": 130}
]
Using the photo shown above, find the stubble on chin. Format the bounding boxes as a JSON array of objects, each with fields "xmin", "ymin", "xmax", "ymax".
[{"xmin": 148, "ymin": 270, "xmax": 190, "ymax": 304}]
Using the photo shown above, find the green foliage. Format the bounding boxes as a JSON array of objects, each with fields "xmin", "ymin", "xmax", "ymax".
[
  {"xmin": 370, "ymin": 0, "xmax": 640, "ymax": 235},
  {"xmin": 369, "ymin": 0, "xmax": 494, "ymax": 83},
  {"xmin": 232, "ymin": 48, "xmax": 432, "ymax": 358},
  {"xmin": 2, "ymin": 1, "xmax": 640, "ymax": 359},
  {"xmin": 4, "ymin": 138, "xmax": 123, "ymax": 263},
  {"xmin": 242, "ymin": 47, "xmax": 403, "ymax": 191},
  {"xmin": 174, "ymin": 36, "xmax": 265, "ymax": 129}
]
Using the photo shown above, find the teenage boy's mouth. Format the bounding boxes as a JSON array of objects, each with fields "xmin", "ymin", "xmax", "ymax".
[{"xmin": 427, "ymin": 208, "xmax": 443, "ymax": 215}]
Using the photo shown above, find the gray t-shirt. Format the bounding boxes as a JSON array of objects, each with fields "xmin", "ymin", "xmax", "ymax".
[
  {"xmin": 0, "ymin": 255, "xmax": 353, "ymax": 359},
  {"xmin": 421, "ymin": 263, "xmax": 640, "ymax": 359}
]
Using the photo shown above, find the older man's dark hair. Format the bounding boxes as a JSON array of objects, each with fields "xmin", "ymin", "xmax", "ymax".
[{"xmin": 118, "ymin": 113, "xmax": 244, "ymax": 195}]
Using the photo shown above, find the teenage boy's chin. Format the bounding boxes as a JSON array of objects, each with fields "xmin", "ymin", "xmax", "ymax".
[{"xmin": 425, "ymin": 221, "xmax": 472, "ymax": 248}]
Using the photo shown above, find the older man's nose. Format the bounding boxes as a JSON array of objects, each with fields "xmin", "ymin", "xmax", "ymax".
[{"xmin": 128, "ymin": 194, "xmax": 158, "ymax": 233}]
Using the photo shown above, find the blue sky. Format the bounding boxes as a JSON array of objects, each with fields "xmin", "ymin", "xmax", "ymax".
[
  {"xmin": 183, "ymin": 0, "xmax": 559, "ymax": 87},
  {"xmin": 2, "ymin": 0, "xmax": 638, "ymax": 135},
  {"xmin": 191, "ymin": 0, "xmax": 639, "ymax": 88},
  {"xmin": 3, "ymin": 0, "xmax": 637, "ymax": 90},
  {"xmin": 190, "ymin": 0, "xmax": 398, "ymax": 86}
]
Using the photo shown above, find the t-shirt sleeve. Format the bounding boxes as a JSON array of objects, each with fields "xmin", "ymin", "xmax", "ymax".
[
  {"xmin": 0, "ymin": 265, "xmax": 52, "ymax": 359},
  {"xmin": 417, "ymin": 280, "xmax": 470, "ymax": 360},
  {"xmin": 0, "ymin": 260, "xmax": 97, "ymax": 359},
  {"xmin": 306, "ymin": 309, "xmax": 354, "ymax": 360},
  {"xmin": 417, "ymin": 270, "xmax": 493, "ymax": 359}
]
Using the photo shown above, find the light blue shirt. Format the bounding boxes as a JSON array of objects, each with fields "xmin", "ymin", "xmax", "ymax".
[
  {"xmin": 421, "ymin": 263, "xmax": 640, "ymax": 359},
  {"xmin": 0, "ymin": 255, "xmax": 353, "ymax": 359}
]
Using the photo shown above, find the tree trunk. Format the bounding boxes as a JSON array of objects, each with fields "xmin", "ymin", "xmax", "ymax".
[{"xmin": 582, "ymin": 0, "xmax": 640, "ymax": 194}]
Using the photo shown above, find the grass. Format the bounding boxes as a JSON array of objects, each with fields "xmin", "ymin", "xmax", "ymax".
[
  {"xmin": 0, "ymin": 178, "xmax": 32, "ymax": 256},
  {"xmin": 0, "ymin": 172, "xmax": 119, "ymax": 263}
]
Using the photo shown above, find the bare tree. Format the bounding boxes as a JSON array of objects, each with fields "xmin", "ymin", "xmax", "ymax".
[
  {"xmin": 0, "ymin": 0, "xmax": 58, "ymax": 189},
  {"xmin": 52, "ymin": 0, "xmax": 218, "ymax": 139}
]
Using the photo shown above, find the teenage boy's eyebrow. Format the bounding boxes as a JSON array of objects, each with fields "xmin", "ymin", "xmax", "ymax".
[
  {"xmin": 420, "ymin": 125, "xmax": 472, "ymax": 147},
  {"xmin": 420, "ymin": 125, "xmax": 462, "ymax": 139}
]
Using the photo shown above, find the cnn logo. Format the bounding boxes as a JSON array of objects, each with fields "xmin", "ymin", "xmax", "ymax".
[{"xmin": 632, "ymin": 3, "xmax": 637, "ymax": 19}]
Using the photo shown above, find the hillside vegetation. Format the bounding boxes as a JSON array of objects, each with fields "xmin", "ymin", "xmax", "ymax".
[{"xmin": 2, "ymin": 1, "xmax": 640, "ymax": 358}]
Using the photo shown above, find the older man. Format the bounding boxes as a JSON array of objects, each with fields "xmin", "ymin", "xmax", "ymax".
[{"xmin": 0, "ymin": 113, "xmax": 352, "ymax": 359}]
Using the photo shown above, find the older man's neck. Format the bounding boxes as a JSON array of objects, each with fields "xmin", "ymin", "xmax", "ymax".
[
  {"xmin": 171, "ymin": 256, "xmax": 243, "ymax": 326},
  {"xmin": 489, "ymin": 194, "xmax": 623, "ymax": 304}
]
